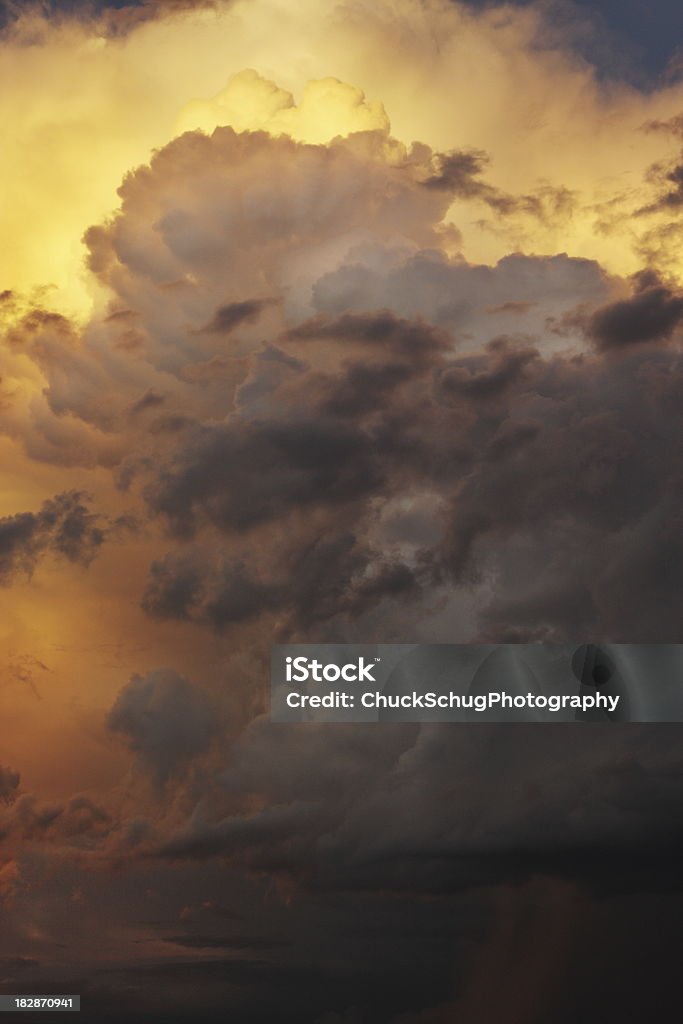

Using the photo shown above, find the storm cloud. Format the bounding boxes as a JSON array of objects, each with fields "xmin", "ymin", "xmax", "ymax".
[
  {"xmin": 1, "ymin": 21, "xmax": 682, "ymax": 1019},
  {"xmin": 107, "ymin": 668, "xmax": 216, "ymax": 786},
  {"xmin": 588, "ymin": 276, "xmax": 683, "ymax": 349},
  {"xmin": 4, "ymin": 124, "xmax": 677, "ymax": 644},
  {"xmin": 0, "ymin": 766, "xmax": 19, "ymax": 805},
  {"xmin": 0, "ymin": 491, "xmax": 108, "ymax": 583}
]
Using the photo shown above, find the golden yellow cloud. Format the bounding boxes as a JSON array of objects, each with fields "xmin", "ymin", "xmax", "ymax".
[
  {"xmin": 175, "ymin": 70, "xmax": 390, "ymax": 142},
  {"xmin": 0, "ymin": 0, "xmax": 682, "ymax": 326}
]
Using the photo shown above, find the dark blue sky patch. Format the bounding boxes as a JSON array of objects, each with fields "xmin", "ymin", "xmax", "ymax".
[
  {"xmin": 1, "ymin": 1, "xmax": 680, "ymax": 86},
  {"xmin": 459, "ymin": 0, "xmax": 682, "ymax": 86}
]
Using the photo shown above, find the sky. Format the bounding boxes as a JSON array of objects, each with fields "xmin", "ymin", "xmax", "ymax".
[
  {"xmin": 0, "ymin": 1, "xmax": 682, "ymax": 1020},
  {"xmin": 4, "ymin": 1, "xmax": 680, "ymax": 83},
  {"xmin": 464, "ymin": 0, "xmax": 683, "ymax": 82}
]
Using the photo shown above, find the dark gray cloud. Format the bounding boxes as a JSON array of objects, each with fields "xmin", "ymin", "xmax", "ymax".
[
  {"xmin": 152, "ymin": 717, "xmax": 683, "ymax": 901},
  {"xmin": 421, "ymin": 148, "xmax": 495, "ymax": 196},
  {"xmin": 137, "ymin": 319, "xmax": 681, "ymax": 643},
  {"xmin": 129, "ymin": 388, "xmax": 165, "ymax": 415},
  {"xmin": 198, "ymin": 299, "xmax": 274, "ymax": 335},
  {"xmin": 2, "ymin": 792, "xmax": 111, "ymax": 846},
  {"xmin": 142, "ymin": 536, "xmax": 418, "ymax": 635},
  {"xmin": 287, "ymin": 311, "xmax": 449, "ymax": 359},
  {"xmin": 144, "ymin": 417, "xmax": 385, "ymax": 538},
  {"xmin": 421, "ymin": 148, "xmax": 575, "ymax": 222},
  {"xmin": 142, "ymin": 553, "xmax": 279, "ymax": 627},
  {"xmin": 644, "ymin": 160, "xmax": 683, "ymax": 212},
  {"xmin": 438, "ymin": 337, "xmax": 539, "ymax": 399},
  {"xmin": 0, "ymin": 766, "xmax": 20, "ymax": 805},
  {"xmin": 637, "ymin": 119, "xmax": 683, "ymax": 214},
  {"xmin": 587, "ymin": 277, "xmax": 683, "ymax": 349},
  {"xmin": 107, "ymin": 668, "xmax": 216, "ymax": 786},
  {"xmin": 312, "ymin": 249, "xmax": 608, "ymax": 347},
  {"xmin": 0, "ymin": 491, "xmax": 107, "ymax": 584}
]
